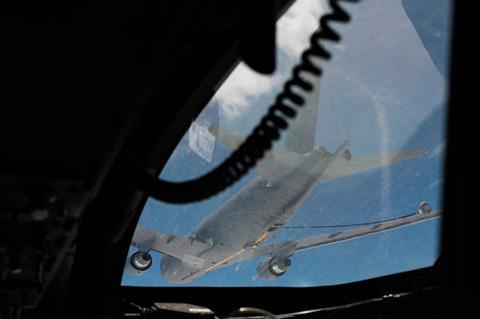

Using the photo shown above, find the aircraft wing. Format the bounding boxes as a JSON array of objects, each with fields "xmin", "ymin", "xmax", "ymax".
[
  {"xmin": 189, "ymin": 209, "xmax": 442, "ymax": 279},
  {"xmin": 319, "ymin": 149, "xmax": 428, "ymax": 182},
  {"xmin": 131, "ymin": 227, "xmax": 210, "ymax": 261},
  {"xmin": 246, "ymin": 209, "xmax": 442, "ymax": 260}
]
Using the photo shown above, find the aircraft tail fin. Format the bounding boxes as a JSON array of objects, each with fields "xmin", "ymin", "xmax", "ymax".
[
  {"xmin": 283, "ymin": 76, "xmax": 321, "ymax": 154},
  {"xmin": 210, "ymin": 125, "xmax": 304, "ymax": 181}
]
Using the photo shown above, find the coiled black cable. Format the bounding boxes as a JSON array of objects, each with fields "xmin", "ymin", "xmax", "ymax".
[{"xmin": 137, "ymin": 0, "xmax": 360, "ymax": 204}]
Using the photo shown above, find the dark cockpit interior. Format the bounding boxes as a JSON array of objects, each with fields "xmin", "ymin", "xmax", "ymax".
[{"xmin": 0, "ymin": 0, "xmax": 472, "ymax": 318}]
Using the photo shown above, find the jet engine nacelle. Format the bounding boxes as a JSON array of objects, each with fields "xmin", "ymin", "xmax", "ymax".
[
  {"xmin": 125, "ymin": 251, "xmax": 152, "ymax": 275},
  {"xmin": 256, "ymin": 257, "xmax": 292, "ymax": 280},
  {"xmin": 418, "ymin": 202, "xmax": 432, "ymax": 214}
]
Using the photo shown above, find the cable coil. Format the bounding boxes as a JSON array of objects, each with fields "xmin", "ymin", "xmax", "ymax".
[{"xmin": 138, "ymin": 0, "xmax": 360, "ymax": 203}]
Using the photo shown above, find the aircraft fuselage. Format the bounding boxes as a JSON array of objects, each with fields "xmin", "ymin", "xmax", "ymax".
[{"xmin": 160, "ymin": 141, "xmax": 351, "ymax": 282}]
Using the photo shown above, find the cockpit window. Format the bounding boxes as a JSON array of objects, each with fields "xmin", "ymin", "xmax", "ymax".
[{"xmin": 122, "ymin": 0, "xmax": 451, "ymax": 287}]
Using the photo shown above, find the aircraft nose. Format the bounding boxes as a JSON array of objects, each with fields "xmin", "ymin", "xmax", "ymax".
[{"xmin": 160, "ymin": 256, "xmax": 196, "ymax": 283}]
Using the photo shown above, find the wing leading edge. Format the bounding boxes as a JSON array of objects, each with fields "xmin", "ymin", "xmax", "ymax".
[{"xmin": 246, "ymin": 209, "xmax": 442, "ymax": 260}]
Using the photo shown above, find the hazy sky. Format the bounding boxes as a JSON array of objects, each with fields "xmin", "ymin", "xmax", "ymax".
[{"xmin": 122, "ymin": 0, "xmax": 450, "ymax": 287}]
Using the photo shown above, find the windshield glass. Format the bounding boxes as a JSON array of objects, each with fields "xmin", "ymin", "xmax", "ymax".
[{"xmin": 122, "ymin": 0, "xmax": 451, "ymax": 287}]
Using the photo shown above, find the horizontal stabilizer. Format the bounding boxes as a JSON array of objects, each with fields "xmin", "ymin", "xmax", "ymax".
[
  {"xmin": 208, "ymin": 124, "xmax": 243, "ymax": 152},
  {"xmin": 320, "ymin": 148, "xmax": 427, "ymax": 182}
]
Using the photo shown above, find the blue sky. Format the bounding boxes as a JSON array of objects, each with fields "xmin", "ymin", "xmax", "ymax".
[{"xmin": 122, "ymin": 0, "xmax": 451, "ymax": 287}]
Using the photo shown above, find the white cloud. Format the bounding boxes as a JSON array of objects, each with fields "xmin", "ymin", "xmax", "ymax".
[
  {"xmin": 215, "ymin": 0, "xmax": 327, "ymax": 120},
  {"xmin": 215, "ymin": 63, "xmax": 283, "ymax": 119},
  {"xmin": 277, "ymin": 0, "xmax": 327, "ymax": 58}
]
